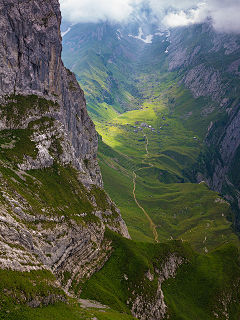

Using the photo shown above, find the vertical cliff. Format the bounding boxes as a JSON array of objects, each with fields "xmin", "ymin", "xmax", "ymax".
[
  {"xmin": 0, "ymin": 0, "xmax": 101, "ymax": 187},
  {"xmin": 166, "ymin": 22, "xmax": 240, "ymax": 227},
  {"xmin": 0, "ymin": 0, "xmax": 130, "ymax": 301}
]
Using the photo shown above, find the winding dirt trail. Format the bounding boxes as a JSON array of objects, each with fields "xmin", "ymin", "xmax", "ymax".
[{"xmin": 132, "ymin": 132, "xmax": 159, "ymax": 243}]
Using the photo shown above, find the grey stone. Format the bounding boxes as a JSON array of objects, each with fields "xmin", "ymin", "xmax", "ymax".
[
  {"xmin": 0, "ymin": 0, "xmax": 130, "ymax": 301},
  {"xmin": 0, "ymin": 0, "xmax": 102, "ymax": 187}
]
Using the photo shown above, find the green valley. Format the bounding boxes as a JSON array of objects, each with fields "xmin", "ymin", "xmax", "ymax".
[
  {"xmin": 61, "ymin": 20, "xmax": 240, "ymax": 248},
  {"xmin": 96, "ymin": 101, "xmax": 239, "ymax": 252},
  {"xmin": 1, "ymin": 0, "xmax": 240, "ymax": 318},
  {"xmin": 59, "ymin": 18, "xmax": 240, "ymax": 317},
  {"xmin": 62, "ymin": 20, "xmax": 240, "ymax": 254}
]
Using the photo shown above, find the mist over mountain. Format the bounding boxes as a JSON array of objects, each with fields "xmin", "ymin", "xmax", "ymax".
[
  {"xmin": 59, "ymin": 10, "xmax": 240, "ymax": 317},
  {"xmin": 60, "ymin": 0, "xmax": 240, "ymax": 34}
]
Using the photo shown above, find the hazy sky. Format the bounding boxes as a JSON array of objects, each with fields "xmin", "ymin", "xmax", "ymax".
[{"xmin": 59, "ymin": 0, "xmax": 240, "ymax": 33}]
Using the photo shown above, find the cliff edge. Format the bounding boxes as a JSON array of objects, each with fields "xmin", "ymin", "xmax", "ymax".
[
  {"xmin": 0, "ymin": 0, "xmax": 101, "ymax": 187},
  {"xmin": 0, "ymin": 0, "xmax": 130, "ymax": 299}
]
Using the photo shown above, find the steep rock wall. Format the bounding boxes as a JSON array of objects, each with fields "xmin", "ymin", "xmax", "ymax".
[
  {"xmin": 167, "ymin": 22, "xmax": 240, "ymax": 223},
  {"xmin": 0, "ymin": 0, "xmax": 102, "ymax": 187},
  {"xmin": 0, "ymin": 0, "xmax": 131, "ymax": 300}
]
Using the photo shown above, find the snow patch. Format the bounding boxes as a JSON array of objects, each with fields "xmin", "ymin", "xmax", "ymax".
[
  {"xmin": 129, "ymin": 27, "xmax": 153, "ymax": 44},
  {"xmin": 155, "ymin": 32, "xmax": 164, "ymax": 36},
  {"xmin": 61, "ymin": 27, "xmax": 71, "ymax": 37}
]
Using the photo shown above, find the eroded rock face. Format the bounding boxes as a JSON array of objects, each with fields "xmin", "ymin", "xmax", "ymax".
[
  {"xmin": 0, "ymin": 159, "xmax": 130, "ymax": 295},
  {"xmin": 0, "ymin": 0, "xmax": 131, "ymax": 299},
  {"xmin": 0, "ymin": 0, "xmax": 101, "ymax": 187},
  {"xmin": 167, "ymin": 22, "xmax": 240, "ymax": 221},
  {"xmin": 130, "ymin": 254, "xmax": 184, "ymax": 320},
  {"xmin": 167, "ymin": 24, "xmax": 240, "ymax": 102}
]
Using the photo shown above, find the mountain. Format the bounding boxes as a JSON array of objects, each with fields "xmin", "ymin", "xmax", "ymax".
[
  {"xmin": 0, "ymin": 1, "xmax": 240, "ymax": 319},
  {"xmin": 61, "ymin": 18, "xmax": 240, "ymax": 318},
  {"xmin": 0, "ymin": 1, "xmax": 131, "ymax": 318},
  {"xmin": 62, "ymin": 18, "xmax": 240, "ymax": 234},
  {"xmin": 164, "ymin": 23, "xmax": 240, "ymax": 228}
]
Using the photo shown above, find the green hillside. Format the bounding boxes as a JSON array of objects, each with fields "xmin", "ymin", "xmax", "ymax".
[
  {"xmin": 97, "ymin": 101, "xmax": 239, "ymax": 252},
  {"xmin": 80, "ymin": 228, "xmax": 240, "ymax": 319},
  {"xmin": 62, "ymin": 21, "xmax": 240, "ymax": 251}
]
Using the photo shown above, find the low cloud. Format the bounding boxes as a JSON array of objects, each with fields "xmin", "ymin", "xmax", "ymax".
[
  {"xmin": 59, "ymin": 0, "xmax": 240, "ymax": 34},
  {"xmin": 162, "ymin": 3, "xmax": 207, "ymax": 28},
  {"xmin": 162, "ymin": 0, "xmax": 240, "ymax": 33},
  {"xmin": 59, "ymin": 0, "xmax": 134, "ymax": 24},
  {"xmin": 209, "ymin": 0, "xmax": 240, "ymax": 33}
]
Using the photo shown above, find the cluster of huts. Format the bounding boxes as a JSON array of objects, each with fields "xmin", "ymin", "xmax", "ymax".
[{"xmin": 131, "ymin": 118, "xmax": 169, "ymax": 134}]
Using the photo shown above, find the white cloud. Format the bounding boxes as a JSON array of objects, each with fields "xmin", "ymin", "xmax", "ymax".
[
  {"xmin": 162, "ymin": 0, "xmax": 240, "ymax": 33},
  {"xmin": 59, "ymin": 0, "xmax": 240, "ymax": 34},
  {"xmin": 209, "ymin": 0, "xmax": 240, "ymax": 33},
  {"xmin": 163, "ymin": 4, "xmax": 207, "ymax": 28},
  {"xmin": 59, "ymin": 0, "xmax": 134, "ymax": 24}
]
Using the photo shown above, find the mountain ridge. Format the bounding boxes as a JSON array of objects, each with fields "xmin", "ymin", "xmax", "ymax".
[{"xmin": 62, "ymin": 18, "xmax": 240, "ymax": 230}]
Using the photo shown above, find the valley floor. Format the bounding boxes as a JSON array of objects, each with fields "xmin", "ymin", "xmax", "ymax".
[{"xmin": 96, "ymin": 102, "xmax": 240, "ymax": 253}]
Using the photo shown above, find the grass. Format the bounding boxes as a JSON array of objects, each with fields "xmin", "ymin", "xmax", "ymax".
[
  {"xmin": 0, "ymin": 301, "xmax": 136, "ymax": 320},
  {"xmin": 96, "ymin": 101, "xmax": 239, "ymax": 252},
  {"xmin": 0, "ymin": 270, "xmax": 135, "ymax": 320},
  {"xmin": 80, "ymin": 228, "xmax": 240, "ymax": 319},
  {"xmin": 0, "ymin": 269, "xmax": 67, "ymax": 319},
  {"xmin": 0, "ymin": 95, "xmax": 59, "ymax": 127}
]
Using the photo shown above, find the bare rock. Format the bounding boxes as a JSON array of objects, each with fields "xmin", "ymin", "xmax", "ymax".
[{"xmin": 0, "ymin": 0, "xmax": 102, "ymax": 187}]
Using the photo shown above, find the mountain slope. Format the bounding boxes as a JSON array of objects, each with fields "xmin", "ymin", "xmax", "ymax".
[
  {"xmin": 0, "ymin": 2, "xmax": 240, "ymax": 320},
  {"xmin": 81, "ymin": 229, "xmax": 240, "ymax": 320},
  {"xmin": 62, "ymin": 19, "xmax": 240, "ymax": 236},
  {"xmin": 165, "ymin": 23, "xmax": 240, "ymax": 229},
  {"xmin": 0, "ymin": 0, "xmax": 130, "ymax": 315}
]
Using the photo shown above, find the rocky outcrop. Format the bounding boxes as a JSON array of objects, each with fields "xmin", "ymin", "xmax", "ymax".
[
  {"xmin": 181, "ymin": 64, "xmax": 225, "ymax": 102},
  {"xmin": 130, "ymin": 254, "xmax": 184, "ymax": 319},
  {"xmin": 206, "ymin": 101, "xmax": 240, "ymax": 192},
  {"xmin": 0, "ymin": 0, "xmax": 130, "ymax": 301},
  {"xmin": 0, "ymin": 151, "xmax": 130, "ymax": 295},
  {"xmin": 167, "ymin": 22, "xmax": 240, "ymax": 224},
  {"xmin": 0, "ymin": 0, "xmax": 101, "ymax": 187},
  {"xmin": 167, "ymin": 22, "xmax": 240, "ymax": 103}
]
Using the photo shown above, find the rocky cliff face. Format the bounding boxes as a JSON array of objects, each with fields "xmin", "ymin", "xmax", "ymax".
[
  {"xmin": 0, "ymin": 0, "xmax": 101, "ymax": 187},
  {"xmin": 0, "ymin": 0, "xmax": 130, "ymax": 300},
  {"xmin": 167, "ymin": 23, "xmax": 240, "ymax": 101},
  {"xmin": 130, "ymin": 254, "xmax": 184, "ymax": 320},
  {"xmin": 167, "ymin": 22, "xmax": 240, "ymax": 225}
]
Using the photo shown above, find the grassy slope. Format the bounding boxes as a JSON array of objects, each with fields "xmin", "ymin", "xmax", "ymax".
[
  {"xmin": 97, "ymin": 98, "xmax": 239, "ymax": 253},
  {"xmin": 0, "ymin": 299, "xmax": 136, "ymax": 320},
  {"xmin": 80, "ymin": 228, "xmax": 240, "ymax": 319}
]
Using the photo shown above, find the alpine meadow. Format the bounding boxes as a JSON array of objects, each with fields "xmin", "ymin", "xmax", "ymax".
[{"xmin": 0, "ymin": 0, "xmax": 240, "ymax": 319}]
